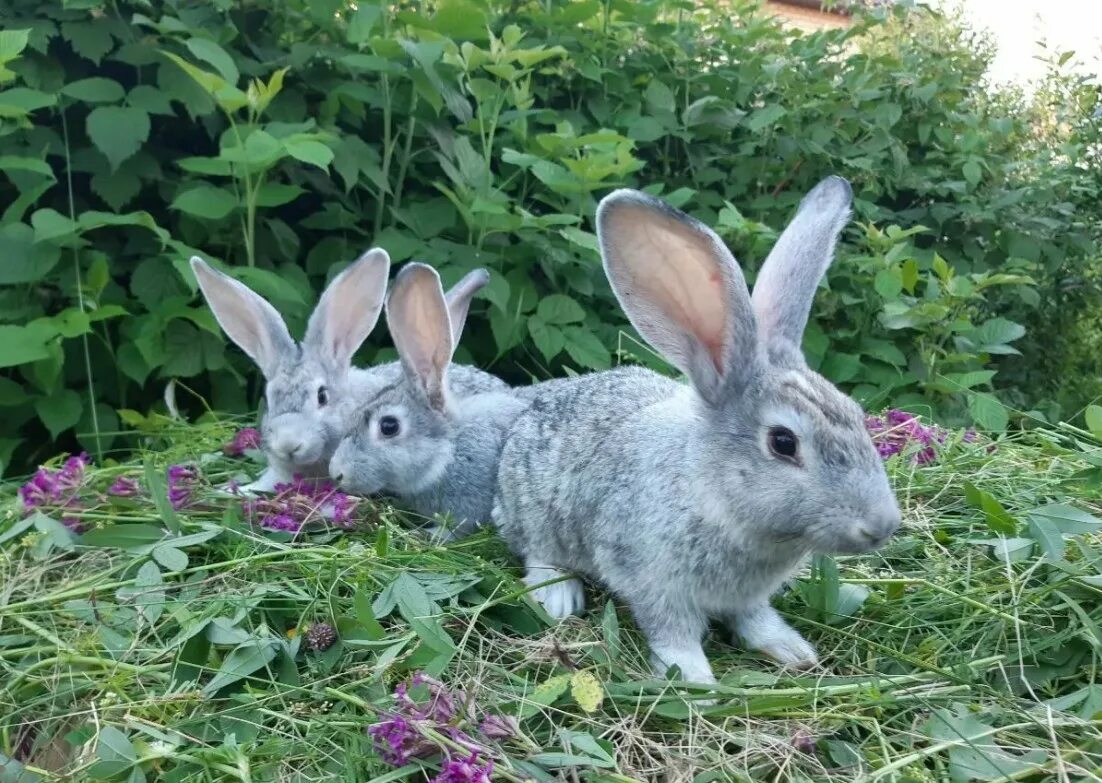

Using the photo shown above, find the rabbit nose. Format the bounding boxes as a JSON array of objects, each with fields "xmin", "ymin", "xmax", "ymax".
[
  {"xmin": 270, "ymin": 436, "xmax": 304, "ymax": 461},
  {"xmin": 857, "ymin": 508, "xmax": 901, "ymax": 546}
]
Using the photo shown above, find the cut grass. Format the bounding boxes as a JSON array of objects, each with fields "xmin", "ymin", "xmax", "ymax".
[{"xmin": 1, "ymin": 418, "xmax": 1102, "ymax": 782}]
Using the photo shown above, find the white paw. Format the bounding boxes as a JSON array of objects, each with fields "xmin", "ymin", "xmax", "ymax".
[
  {"xmin": 523, "ymin": 566, "xmax": 584, "ymax": 619},
  {"xmin": 240, "ymin": 467, "xmax": 282, "ymax": 495},
  {"xmin": 734, "ymin": 606, "xmax": 819, "ymax": 669},
  {"xmin": 752, "ymin": 628, "xmax": 818, "ymax": 668}
]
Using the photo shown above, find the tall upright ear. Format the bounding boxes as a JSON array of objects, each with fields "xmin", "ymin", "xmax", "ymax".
[
  {"xmin": 385, "ymin": 262, "xmax": 454, "ymax": 412},
  {"xmin": 443, "ymin": 268, "xmax": 490, "ymax": 346},
  {"xmin": 190, "ymin": 256, "xmax": 294, "ymax": 378},
  {"xmin": 751, "ymin": 176, "xmax": 852, "ymax": 363},
  {"xmin": 304, "ymin": 248, "xmax": 391, "ymax": 368},
  {"xmin": 597, "ymin": 190, "xmax": 760, "ymax": 404}
]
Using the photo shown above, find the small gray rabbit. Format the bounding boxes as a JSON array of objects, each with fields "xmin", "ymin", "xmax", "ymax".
[
  {"xmin": 492, "ymin": 177, "xmax": 901, "ymax": 685},
  {"xmin": 329, "ymin": 262, "xmax": 535, "ymax": 539},
  {"xmin": 190, "ymin": 250, "xmax": 506, "ymax": 492}
]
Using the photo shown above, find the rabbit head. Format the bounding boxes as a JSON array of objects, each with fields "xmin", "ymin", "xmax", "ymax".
[
  {"xmin": 190, "ymin": 249, "xmax": 390, "ymax": 480},
  {"xmin": 597, "ymin": 177, "xmax": 900, "ymax": 556},
  {"xmin": 329, "ymin": 262, "xmax": 489, "ymax": 497}
]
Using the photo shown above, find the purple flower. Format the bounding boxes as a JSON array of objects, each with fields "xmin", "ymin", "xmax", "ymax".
[
  {"xmin": 368, "ymin": 715, "xmax": 437, "ymax": 766},
  {"xmin": 241, "ymin": 473, "xmax": 360, "ymax": 533},
  {"xmin": 107, "ymin": 476, "xmax": 140, "ymax": 497},
  {"xmin": 866, "ymin": 409, "xmax": 951, "ymax": 465},
  {"xmin": 397, "ymin": 673, "xmax": 459, "ymax": 724},
  {"xmin": 478, "ymin": 714, "xmax": 518, "ymax": 741},
  {"xmin": 224, "ymin": 427, "xmax": 262, "ymax": 457},
  {"xmin": 431, "ymin": 753, "xmax": 493, "ymax": 783},
  {"xmin": 19, "ymin": 453, "xmax": 90, "ymax": 523},
  {"xmin": 260, "ymin": 512, "xmax": 300, "ymax": 533},
  {"xmin": 167, "ymin": 465, "xmax": 198, "ymax": 510}
]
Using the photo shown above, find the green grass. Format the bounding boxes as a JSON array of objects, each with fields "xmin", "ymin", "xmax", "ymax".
[{"xmin": 2, "ymin": 418, "xmax": 1102, "ymax": 782}]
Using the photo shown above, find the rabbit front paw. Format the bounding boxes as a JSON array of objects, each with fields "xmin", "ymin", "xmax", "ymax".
[
  {"xmin": 731, "ymin": 605, "xmax": 818, "ymax": 668},
  {"xmin": 523, "ymin": 563, "xmax": 585, "ymax": 619}
]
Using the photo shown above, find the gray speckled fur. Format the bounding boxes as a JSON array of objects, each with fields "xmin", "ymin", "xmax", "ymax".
[
  {"xmin": 491, "ymin": 177, "xmax": 902, "ymax": 688},
  {"xmin": 191, "ymin": 251, "xmax": 504, "ymax": 491},
  {"xmin": 330, "ymin": 263, "xmax": 535, "ymax": 537}
]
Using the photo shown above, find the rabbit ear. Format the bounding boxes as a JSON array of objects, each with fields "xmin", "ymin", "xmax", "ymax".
[
  {"xmin": 751, "ymin": 176, "xmax": 852, "ymax": 363},
  {"xmin": 304, "ymin": 248, "xmax": 391, "ymax": 368},
  {"xmin": 386, "ymin": 262, "xmax": 454, "ymax": 412},
  {"xmin": 190, "ymin": 256, "xmax": 294, "ymax": 378},
  {"xmin": 443, "ymin": 268, "xmax": 490, "ymax": 346},
  {"xmin": 597, "ymin": 190, "xmax": 760, "ymax": 404}
]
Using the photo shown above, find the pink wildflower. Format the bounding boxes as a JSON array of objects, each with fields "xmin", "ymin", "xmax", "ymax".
[
  {"xmin": 167, "ymin": 465, "xmax": 198, "ymax": 510},
  {"xmin": 224, "ymin": 427, "xmax": 262, "ymax": 457},
  {"xmin": 431, "ymin": 754, "xmax": 493, "ymax": 783},
  {"xmin": 19, "ymin": 453, "xmax": 91, "ymax": 532},
  {"xmin": 107, "ymin": 476, "xmax": 140, "ymax": 497}
]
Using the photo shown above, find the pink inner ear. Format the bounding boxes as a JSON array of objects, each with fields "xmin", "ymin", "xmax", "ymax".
[{"xmin": 616, "ymin": 210, "xmax": 731, "ymax": 377}]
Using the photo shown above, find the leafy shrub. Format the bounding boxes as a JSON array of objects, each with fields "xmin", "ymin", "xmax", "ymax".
[{"xmin": 0, "ymin": 0, "xmax": 1097, "ymax": 475}]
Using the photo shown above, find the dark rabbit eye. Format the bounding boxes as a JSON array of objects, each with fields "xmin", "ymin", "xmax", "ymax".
[
  {"xmin": 317, "ymin": 386, "xmax": 329, "ymax": 407},
  {"xmin": 379, "ymin": 416, "xmax": 400, "ymax": 437},
  {"xmin": 768, "ymin": 426, "xmax": 799, "ymax": 463}
]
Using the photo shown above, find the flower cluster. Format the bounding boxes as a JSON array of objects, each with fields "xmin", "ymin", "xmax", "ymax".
[
  {"xmin": 367, "ymin": 672, "xmax": 514, "ymax": 781},
  {"xmin": 19, "ymin": 453, "xmax": 91, "ymax": 531},
  {"xmin": 167, "ymin": 464, "xmax": 199, "ymax": 510},
  {"xmin": 241, "ymin": 475, "xmax": 359, "ymax": 533},
  {"xmin": 107, "ymin": 475, "xmax": 140, "ymax": 497},
  {"xmin": 865, "ymin": 409, "xmax": 976, "ymax": 465},
  {"xmin": 224, "ymin": 427, "xmax": 262, "ymax": 457}
]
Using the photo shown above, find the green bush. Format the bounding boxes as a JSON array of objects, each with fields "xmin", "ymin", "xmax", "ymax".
[{"xmin": 0, "ymin": 0, "xmax": 1097, "ymax": 475}]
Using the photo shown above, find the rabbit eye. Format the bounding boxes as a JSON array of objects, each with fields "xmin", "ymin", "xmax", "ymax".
[
  {"xmin": 768, "ymin": 426, "xmax": 800, "ymax": 463},
  {"xmin": 379, "ymin": 416, "xmax": 400, "ymax": 438},
  {"xmin": 317, "ymin": 386, "xmax": 329, "ymax": 407}
]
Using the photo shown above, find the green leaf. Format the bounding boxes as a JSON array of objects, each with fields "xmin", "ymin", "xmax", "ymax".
[
  {"xmin": 1086, "ymin": 405, "xmax": 1102, "ymax": 437},
  {"xmin": 746, "ymin": 104, "xmax": 787, "ymax": 132},
  {"xmin": 81, "ymin": 524, "xmax": 166, "ymax": 549},
  {"xmin": 60, "ymin": 77, "xmax": 125, "ymax": 103},
  {"xmin": 254, "ymin": 183, "xmax": 304, "ymax": 208},
  {"xmin": 126, "ymin": 85, "xmax": 175, "ymax": 116},
  {"xmin": 562, "ymin": 326, "xmax": 611, "ymax": 370},
  {"xmin": 33, "ymin": 389, "xmax": 82, "ymax": 439},
  {"xmin": 171, "ymin": 186, "xmax": 237, "ymax": 220},
  {"xmin": 0, "ymin": 30, "xmax": 30, "ymax": 79},
  {"xmin": 968, "ymin": 393, "xmax": 1008, "ymax": 432},
  {"xmin": 962, "ymin": 160, "xmax": 982, "ymax": 185},
  {"xmin": 963, "ymin": 481, "xmax": 1018, "ymax": 535},
  {"xmin": 528, "ymin": 316, "xmax": 564, "ymax": 361},
  {"xmin": 283, "ymin": 137, "xmax": 333, "ymax": 170},
  {"xmin": 874, "ymin": 268, "xmax": 903, "ymax": 299},
  {"xmin": 152, "ymin": 546, "xmax": 188, "ymax": 571},
  {"xmin": 0, "ymin": 222, "xmax": 61, "ymax": 283},
  {"xmin": 185, "ymin": 38, "xmax": 239, "ymax": 85},
  {"xmin": 923, "ymin": 706, "xmax": 1046, "ymax": 781},
  {"xmin": 31, "ymin": 208, "xmax": 78, "ymax": 243},
  {"xmin": 87, "ymin": 106, "xmax": 150, "ymax": 171},
  {"xmin": 644, "ymin": 79, "xmax": 676, "ymax": 114},
  {"xmin": 96, "ymin": 726, "xmax": 137, "ymax": 763},
  {"xmin": 1026, "ymin": 516, "xmax": 1065, "ymax": 562},
  {"xmin": 0, "ymin": 323, "xmax": 56, "ymax": 368},
  {"xmin": 202, "ymin": 639, "xmax": 279, "ymax": 695},
  {"xmin": 61, "ymin": 20, "xmax": 114, "ymax": 65},
  {"xmin": 1029, "ymin": 503, "xmax": 1102, "ymax": 535},
  {"xmin": 537, "ymin": 294, "xmax": 585, "ymax": 325},
  {"xmin": 972, "ymin": 318, "xmax": 1025, "ymax": 349},
  {"xmin": 353, "ymin": 590, "xmax": 387, "ymax": 641}
]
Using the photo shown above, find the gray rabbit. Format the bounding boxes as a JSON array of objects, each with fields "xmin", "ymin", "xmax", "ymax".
[
  {"xmin": 329, "ymin": 262, "xmax": 539, "ymax": 539},
  {"xmin": 492, "ymin": 177, "xmax": 901, "ymax": 685},
  {"xmin": 190, "ymin": 250, "xmax": 505, "ymax": 492}
]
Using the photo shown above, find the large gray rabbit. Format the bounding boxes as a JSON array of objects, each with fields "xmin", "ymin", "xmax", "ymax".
[
  {"xmin": 190, "ymin": 250, "xmax": 506, "ymax": 491},
  {"xmin": 329, "ymin": 262, "xmax": 536, "ymax": 539},
  {"xmin": 492, "ymin": 177, "xmax": 901, "ymax": 685}
]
